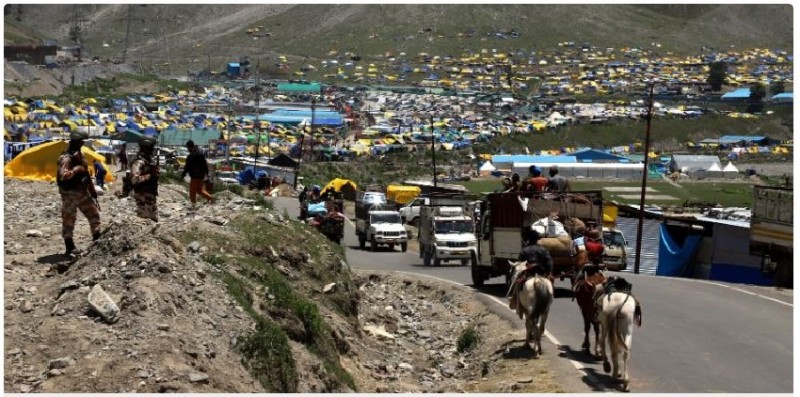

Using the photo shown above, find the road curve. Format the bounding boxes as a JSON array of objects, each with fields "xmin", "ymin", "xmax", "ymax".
[{"xmin": 271, "ymin": 196, "xmax": 793, "ymax": 393}]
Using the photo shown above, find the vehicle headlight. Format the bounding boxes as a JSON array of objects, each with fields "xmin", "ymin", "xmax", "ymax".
[
  {"xmin": 375, "ymin": 231, "xmax": 383, "ymax": 235},
  {"xmin": 468, "ymin": 241, "xmax": 477, "ymax": 247}
]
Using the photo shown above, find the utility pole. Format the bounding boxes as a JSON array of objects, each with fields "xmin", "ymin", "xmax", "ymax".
[
  {"xmin": 252, "ymin": 57, "xmax": 261, "ymax": 175},
  {"xmin": 634, "ymin": 83, "xmax": 655, "ymax": 275},
  {"xmin": 429, "ymin": 115, "xmax": 437, "ymax": 191},
  {"xmin": 310, "ymin": 98, "xmax": 316, "ymax": 163},
  {"xmin": 123, "ymin": 4, "xmax": 132, "ymax": 63},
  {"xmin": 157, "ymin": 11, "xmax": 171, "ymax": 76}
]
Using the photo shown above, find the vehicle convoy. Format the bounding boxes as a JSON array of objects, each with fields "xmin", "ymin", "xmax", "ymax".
[
  {"xmin": 749, "ymin": 185, "xmax": 792, "ymax": 288},
  {"xmin": 473, "ymin": 191, "xmax": 604, "ymax": 287},
  {"xmin": 355, "ymin": 191, "xmax": 407, "ymax": 252},
  {"xmin": 418, "ymin": 203, "xmax": 478, "ymax": 267}
]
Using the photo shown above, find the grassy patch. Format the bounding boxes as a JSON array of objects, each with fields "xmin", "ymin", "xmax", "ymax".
[
  {"xmin": 237, "ymin": 318, "xmax": 298, "ymax": 392},
  {"xmin": 456, "ymin": 326, "xmax": 481, "ymax": 353}
]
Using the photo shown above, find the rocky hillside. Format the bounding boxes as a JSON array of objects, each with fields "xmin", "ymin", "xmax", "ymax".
[
  {"xmin": 5, "ymin": 4, "xmax": 792, "ymax": 68},
  {"xmin": 3, "ymin": 176, "xmax": 580, "ymax": 393}
]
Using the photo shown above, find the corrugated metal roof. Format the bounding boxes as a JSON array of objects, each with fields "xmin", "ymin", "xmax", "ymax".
[{"xmin": 615, "ymin": 217, "xmax": 660, "ymax": 275}]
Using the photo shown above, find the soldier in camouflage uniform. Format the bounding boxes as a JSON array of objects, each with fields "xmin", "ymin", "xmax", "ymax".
[
  {"xmin": 130, "ymin": 136, "xmax": 160, "ymax": 221},
  {"xmin": 57, "ymin": 131, "xmax": 101, "ymax": 257}
]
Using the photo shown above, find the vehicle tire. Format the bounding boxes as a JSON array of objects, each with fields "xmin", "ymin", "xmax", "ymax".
[
  {"xmin": 423, "ymin": 250, "xmax": 432, "ymax": 267},
  {"xmin": 460, "ymin": 259, "xmax": 469, "ymax": 266},
  {"xmin": 389, "ymin": 244, "xmax": 395, "ymax": 251},
  {"xmin": 410, "ymin": 217, "xmax": 419, "ymax": 227},
  {"xmin": 401, "ymin": 242, "xmax": 408, "ymax": 252},
  {"xmin": 370, "ymin": 238, "xmax": 377, "ymax": 252},
  {"xmin": 358, "ymin": 235, "xmax": 365, "ymax": 249},
  {"xmin": 434, "ymin": 256, "xmax": 441, "ymax": 267},
  {"xmin": 471, "ymin": 254, "xmax": 484, "ymax": 287}
]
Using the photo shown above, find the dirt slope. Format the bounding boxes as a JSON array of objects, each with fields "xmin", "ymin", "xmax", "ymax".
[{"xmin": 3, "ymin": 176, "xmax": 583, "ymax": 393}]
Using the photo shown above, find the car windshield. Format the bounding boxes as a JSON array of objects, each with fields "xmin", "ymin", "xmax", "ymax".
[
  {"xmin": 603, "ymin": 232, "xmax": 626, "ymax": 247},
  {"xmin": 434, "ymin": 220, "xmax": 474, "ymax": 234},
  {"xmin": 371, "ymin": 213, "xmax": 400, "ymax": 224},
  {"xmin": 364, "ymin": 194, "xmax": 386, "ymax": 203}
]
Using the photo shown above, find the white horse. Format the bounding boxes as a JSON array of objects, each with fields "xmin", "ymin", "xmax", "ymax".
[
  {"xmin": 597, "ymin": 290, "xmax": 640, "ymax": 392},
  {"xmin": 515, "ymin": 269, "xmax": 554, "ymax": 358}
]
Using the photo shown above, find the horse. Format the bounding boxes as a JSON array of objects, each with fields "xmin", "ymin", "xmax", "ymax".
[
  {"xmin": 597, "ymin": 277, "xmax": 642, "ymax": 392},
  {"xmin": 573, "ymin": 276, "xmax": 603, "ymax": 357},
  {"xmin": 512, "ymin": 262, "xmax": 554, "ymax": 358}
]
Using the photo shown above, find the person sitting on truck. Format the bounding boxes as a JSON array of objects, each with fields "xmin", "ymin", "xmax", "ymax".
[
  {"xmin": 510, "ymin": 173, "xmax": 522, "ymax": 192},
  {"xmin": 498, "ymin": 177, "xmax": 514, "ymax": 193},
  {"xmin": 508, "ymin": 229, "xmax": 554, "ymax": 310},
  {"xmin": 546, "ymin": 165, "xmax": 571, "ymax": 193},
  {"xmin": 524, "ymin": 166, "xmax": 549, "ymax": 193},
  {"xmin": 573, "ymin": 224, "xmax": 607, "ymax": 294}
]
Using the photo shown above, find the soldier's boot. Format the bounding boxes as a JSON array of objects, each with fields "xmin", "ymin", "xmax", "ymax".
[{"xmin": 64, "ymin": 238, "xmax": 82, "ymax": 258}]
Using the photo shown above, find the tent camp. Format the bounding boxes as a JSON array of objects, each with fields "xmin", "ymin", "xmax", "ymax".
[
  {"xmin": 386, "ymin": 184, "xmax": 422, "ymax": 205},
  {"xmin": 320, "ymin": 178, "xmax": 358, "ymax": 201},
  {"xmin": 4, "ymin": 140, "xmax": 114, "ymax": 183}
]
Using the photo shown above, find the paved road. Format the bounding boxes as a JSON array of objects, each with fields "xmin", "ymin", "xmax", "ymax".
[{"xmin": 272, "ymin": 197, "xmax": 793, "ymax": 393}]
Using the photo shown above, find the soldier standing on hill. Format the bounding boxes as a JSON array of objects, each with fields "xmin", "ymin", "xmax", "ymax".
[
  {"xmin": 57, "ymin": 131, "xmax": 102, "ymax": 258},
  {"xmin": 130, "ymin": 136, "xmax": 160, "ymax": 221}
]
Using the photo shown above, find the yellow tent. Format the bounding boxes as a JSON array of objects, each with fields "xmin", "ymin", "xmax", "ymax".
[
  {"xmin": 4, "ymin": 141, "xmax": 114, "ymax": 183},
  {"xmin": 320, "ymin": 178, "xmax": 358, "ymax": 200},
  {"xmin": 386, "ymin": 185, "xmax": 421, "ymax": 205}
]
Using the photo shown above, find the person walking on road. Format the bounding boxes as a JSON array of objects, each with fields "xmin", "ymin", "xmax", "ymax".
[{"xmin": 181, "ymin": 140, "xmax": 214, "ymax": 206}]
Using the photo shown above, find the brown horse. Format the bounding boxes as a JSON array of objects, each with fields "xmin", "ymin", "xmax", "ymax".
[{"xmin": 574, "ymin": 276, "xmax": 603, "ymax": 357}]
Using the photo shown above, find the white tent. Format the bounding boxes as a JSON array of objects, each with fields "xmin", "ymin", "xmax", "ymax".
[
  {"xmin": 722, "ymin": 161, "xmax": 739, "ymax": 173},
  {"xmin": 706, "ymin": 162, "xmax": 722, "ymax": 171},
  {"xmin": 479, "ymin": 161, "xmax": 497, "ymax": 176}
]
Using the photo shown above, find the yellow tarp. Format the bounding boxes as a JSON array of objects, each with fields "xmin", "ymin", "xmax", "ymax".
[
  {"xmin": 321, "ymin": 178, "xmax": 359, "ymax": 195},
  {"xmin": 603, "ymin": 202, "xmax": 618, "ymax": 228},
  {"xmin": 4, "ymin": 141, "xmax": 114, "ymax": 183},
  {"xmin": 386, "ymin": 184, "xmax": 421, "ymax": 205}
]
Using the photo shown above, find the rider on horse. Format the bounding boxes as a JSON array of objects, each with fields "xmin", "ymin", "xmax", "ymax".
[{"xmin": 508, "ymin": 228, "xmax": 553, "ymax": 311}]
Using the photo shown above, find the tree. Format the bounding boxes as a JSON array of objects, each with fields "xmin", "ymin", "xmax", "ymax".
[
  {"xmin": 707, "ymin": 61, "xmax": 727, "ymax": 91},
  {"xmin": 747, "ymin": 83, "xmax": 766, "ymax": 113},
  {"xmin": 770, "ymin": 80, "xmax": 785, "ymax": 96}
]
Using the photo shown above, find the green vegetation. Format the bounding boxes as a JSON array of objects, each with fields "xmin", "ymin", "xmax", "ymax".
[
  {"xmin": 180, "ymin": 211, "xmax": 356, "ymax": 391},
  {"xmin": 456, "ymin": 326, "xmax": 481, "ymax": 353}
]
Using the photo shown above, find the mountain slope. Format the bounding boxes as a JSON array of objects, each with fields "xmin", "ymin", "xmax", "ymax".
[{"xmin": 6, "ymin": 4, "xmax": 791, "ymax": 68}]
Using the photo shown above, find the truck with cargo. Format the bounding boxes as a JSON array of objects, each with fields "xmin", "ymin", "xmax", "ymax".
[
  {"xmin": 418, "ymin": 203, "xmax": 478, "ymax": 267},
  {"xmin": 749, "ymin": 185, "xmax": 792, "ymax": 288},
  {"xmin": 355, "ymin": 191, "xmax": 407, "ymax": 252},
  {"xmin": 473, "ymin": 191, "xmax": 604, "ymax": 287}
]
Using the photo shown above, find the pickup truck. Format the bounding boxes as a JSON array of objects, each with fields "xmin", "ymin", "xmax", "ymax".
[
  {"xmin": 749, "ymin": 185, "xmax": 792, "ymax": 288},
  {"xmin": 354, "ymin": 196, "xmax": 407, "ymax": 251},
  {"xmin": 418, "ymin": 205, "xmax": 478, "ymax": 267}
]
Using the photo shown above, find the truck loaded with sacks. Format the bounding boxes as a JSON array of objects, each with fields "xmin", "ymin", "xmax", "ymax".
[{"xmin": 473, "ymin": 191, "xmax": 604, "ymax": 287}]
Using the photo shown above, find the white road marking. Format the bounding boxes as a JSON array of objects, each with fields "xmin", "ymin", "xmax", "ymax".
[{"xmin": 658, "ymin": 275, "xmax": 792, "ymax": 307}]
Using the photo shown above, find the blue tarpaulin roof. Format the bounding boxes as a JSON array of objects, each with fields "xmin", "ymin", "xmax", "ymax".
[
  {"xmin": 721, "ymin": 88, "xmax": 751, "ymax": 99},
  {"xmin": 491, "ymin": 155, "xmax": 577, "ymax": 164}
]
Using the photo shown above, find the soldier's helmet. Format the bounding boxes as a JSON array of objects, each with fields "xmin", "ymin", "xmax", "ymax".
[
  {"xmin": 138, "ymin": 136, "xmax": 157, "ymax": 147},
  {"xmin": 69, "ymin": 131, "xmax": 89, "ymax": 141}
]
